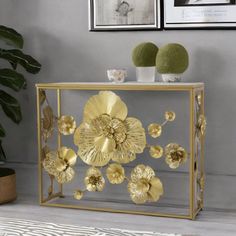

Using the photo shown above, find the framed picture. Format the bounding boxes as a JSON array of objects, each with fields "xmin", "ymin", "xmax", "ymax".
[
  {"xmin": 164, "ymin": 0, "xmax": 236, "ymax": 29},
  {"xmin": 89, "ymin": 0, "xmax": 161, "ymax": 31}
]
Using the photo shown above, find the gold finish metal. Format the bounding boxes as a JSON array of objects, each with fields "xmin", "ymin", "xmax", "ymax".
[
  {"xmin": 165, "ymin": 111, "xmax": 176, "ymax": 122},
  {"xmin": 36, "ymin": 82, "xmax": 205, "ymax": 220},
  {"xmin": 149, "ymin": 145, "xmax": 163, "ymax": 159},
  {"xmin": 106, "ymin": 163, "xmax": 125, "ymax": 184},
  {"xmin": 58, "ymin": 115, "xmax": 76, "ymax": 135},
  {"xmin": 148, "ymin": 123, "xmax": 162, "ymax": 138}
]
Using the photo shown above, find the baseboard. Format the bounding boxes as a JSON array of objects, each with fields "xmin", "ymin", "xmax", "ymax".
[{"xmin": 3, "ymin": 162, "xmax": 236, "ymax": 211}]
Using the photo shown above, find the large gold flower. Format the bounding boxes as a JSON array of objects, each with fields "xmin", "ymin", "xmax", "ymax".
[
  {"xmin": 106, "ymin": 163, "xmax": 125, "ymax": 184},
  {"xmin": 84, "ymin": 167, "xmax": 105, "ymax": 192},
  {"xmin": 164, "ymin": 143, "xmax": 188, "ymax": 169},
  {"xmin": 74, "ymin": 91, "xmax": 146, "ymax": 167},
  {"xmin": 58, "ymin": 115, "xmax": 76, "ymax": 135},
  {"xmin": 127, "ymin": 165, "xmax": 163, "ymax": 204},
  {"xmin": 43, "ymin": 146, "xmax": 77, "ymax": 184}
]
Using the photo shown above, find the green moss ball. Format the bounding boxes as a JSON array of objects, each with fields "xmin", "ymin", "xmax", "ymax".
[
  {"xmin": 156, "ymin": 43, "xmax": 189, "ymax": 74},
  {"xmin": 132, "ymin": 42, "xmax": 159, "ymax": 67}
]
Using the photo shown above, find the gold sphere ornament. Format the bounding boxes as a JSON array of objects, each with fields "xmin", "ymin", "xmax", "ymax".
[
  {"xmin": 164, "ymin": 143, "xmax": 188, "ymax": 169},
  {"xmin": 84, "ymin": 167, "xmax": 105, "ymax": 192},
  {"xmin": 149, "ymin": 145, "xmax": 163, "ymax": 159},
  {"xmin": 58, "ymin": 115, "xmax": 76, "ymax": 135},
  {"xmin": 74, "ymin": 189, "xmax": 84, "ymax": 200},
  {"xmin": 74, "ymin": 91, "xmax": 146, "ymax": 167},
  {"xmin": 128, "ymin": 165, "xmax": 164, "ymax": 204},
  {"xmin": 148, "ymin": 123, "xmax": 162, "ymax": 138},
  {"xmin": 106, "ymin": 163, "xmax": 125, "ymax": 184},
  {"xmin": 165, "ymin": 111, "xmax": 176, "ymax": 122}
]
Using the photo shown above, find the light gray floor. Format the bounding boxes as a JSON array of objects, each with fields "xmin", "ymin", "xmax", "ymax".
[{"xmin": 0, "ymin": 196, "xmax": 236, "ymax": 236}]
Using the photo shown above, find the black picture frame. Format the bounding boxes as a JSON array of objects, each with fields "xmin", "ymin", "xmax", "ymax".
[
  {"xmin": 164, "ymin": 0, "xmax": 236, "ymax": 29},
  {"xmin": 89, "ymin": 0, "xmax": 162, "ymax": 31}
]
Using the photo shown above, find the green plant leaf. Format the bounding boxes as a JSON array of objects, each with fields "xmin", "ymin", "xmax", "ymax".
[
  {"xmin": 0, "ymin": 123, "xmax": 5, "ymax": 137},
  {"xmin": 0, "ymin": 69, "xmax": 26, "ymax": 91},
  {"xmin": 0, "ymin": 140, "xmax": 6, "ymax": 161},
  {"xmin": 0, "ymin": 49, "xmax": 41, "ymax": 74},
  {"xmin": 0, "ymin": 25, "xmax": 23, "ymax": 49},
  {"xmin": 0, "ymin": 90, "xmax": 22, "ymax": 124}
]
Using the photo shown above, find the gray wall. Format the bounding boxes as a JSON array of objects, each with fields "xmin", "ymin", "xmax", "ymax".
[{"xmin": 1, "ymin": 0, "xmax": 236, "ymax": 210}]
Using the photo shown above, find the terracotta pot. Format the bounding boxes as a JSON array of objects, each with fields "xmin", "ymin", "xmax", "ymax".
[{"xmin": 0, "ymin": 168, "xmax": 17, "ymax": 204}]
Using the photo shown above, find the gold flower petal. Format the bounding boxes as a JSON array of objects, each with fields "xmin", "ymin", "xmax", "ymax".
[
  {"xmin": 148, "ymin": 123, "xmax": 162, "ymax": 138},
  {"xmin": 130, "ymin": 164, "xmax": 155, "ymax": 182},
  {"xmin": 59, "ymin": 147, "xmax": 77, "ymax": 166},
  {"xmin": 165, "ymin": 111, "xmax": 176, "ymax": 122},
  {"xmin": 148, "ymin": 177, "xmax": 164, "ymax": 202},
  {"xmin": 58, "ymin": 115, "xmax": 76, "ymax": 135},
  {"xmin": 149, "ymin": 146, "xmax": 163, "ymax": 159},
  {"xmin": 106, "ymin": 163, "xmax": 125, "ymax": 184},
  {"xmin": 83, "ymin": 91, "xmax": 128, "ymax": 122},
  {"xmin": 74, "ymin": 190, "xmax": 84, "ymax": 200},
  {"xmin": 43, "ymin": 151, "xmax": 58, "ymax": 176},
  {"xmin": 94, "ymin": 136, "xmax": 116, "ymax": 153},
  {"xmin": 55, "ymin": 167, "xmax": 75, "ymax": 184},
  {"xmin": 111, "ymin": 148, "xmax": 136, "ymax": 164}
]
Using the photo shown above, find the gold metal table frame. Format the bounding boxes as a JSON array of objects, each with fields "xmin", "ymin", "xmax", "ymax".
[{"xmin": 36, "ymin": 82, "xmax": 205, "ymax": 220}]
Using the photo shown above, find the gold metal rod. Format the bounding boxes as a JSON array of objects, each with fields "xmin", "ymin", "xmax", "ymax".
[
  {"xmin": 189, "ymin": 88, "xmax": 196, "ymax": 219},
  {"xmin": 57, "ymin": 89, "xmax": 63, "ymax": 195},
  {"xmin": 41, "ymin": 192, "xmax": 62, "ymax": 203},
  {"xmin": 41, "ymin": 202, "xmax": 193, "ymax": 220},
  {"xmin": 36, "ymin": 88, "xmax": 43, "ymax": 204}
]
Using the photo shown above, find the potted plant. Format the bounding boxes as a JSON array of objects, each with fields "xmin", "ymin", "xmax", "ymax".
[
  {"xmin": 156, "ymin": 43, "xmax": 189, "ymax": 82},
  {"xmin": 0, "ymin": 25, "xmax": 41, "ymax": 204},
  {"xmin": 132, "ymin": 42, "xmax": 159, "ymax": 82}
]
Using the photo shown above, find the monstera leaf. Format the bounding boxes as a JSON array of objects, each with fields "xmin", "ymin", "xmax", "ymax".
[
  {"xmin": 0, "ymin": 123, "xmax": 5, "ymax": 137},
  {"xmin": 0, "ymin": 69, "xmax": 26, "ymax": 91},
  {"xmin": 0, "ymin": 140, "xmax": 6, "ymax": 161},
  {"xmin": 0, "ymin": 25, "xmax": 23, "ymax": 49},
  {"xmin": 0, "ymin": 49, "xmax": 41, "ymax": 74},
  {"xmin": 0, "ymin": 90, "xmax": 22, "ymax": 124}
]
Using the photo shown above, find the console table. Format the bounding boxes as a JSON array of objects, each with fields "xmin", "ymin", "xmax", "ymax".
[{"xmin": 36, "ymin": 82, "xmax": 205, "ymax": 220}]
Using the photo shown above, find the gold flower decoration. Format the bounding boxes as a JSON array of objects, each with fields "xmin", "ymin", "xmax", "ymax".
[
  {"xmin": 43, "ymin": 146, "xmax": 77, "ymax": 184},
  {"xmin": 58, "ymin": 115, "xmax": 76, "ymax": 135},
  {"xmin": 165, "ymin": 111, "xmax": 176, "ymax": 122},
  {"xmin": 74, "ymin": 189, "xmax": 84, "ymax": 200},
  {"xmin": 197, "ymin": 115, "xmax": 207, "ymax": 137},
  {"xmin": 106, "ymin": 163, "xmax": 125, "ymax": 184},
  {"xmin": 148, "ymin": 123, "xmax": 162, "ymax": 138},
  {"xmin": 164, "ymin": 143, "xmax": 188, "ymax": 169},
  {"xmin": 127, "ymin": 165, "xmax": 164, "ymax": 204},
  {"xmin": 84, "ymin": 167, "xmax": 105, "ymax": 192},
  {"xmin": 41, "ymin": 105, "xmax": 55, "ymax": 141},
  {"xmin": 74, "ymin": 91, "xmax": 146, "ymax": 167},
  {"xmin": 149, "ymin": 145, "xmax": 163, "ymax": 159}
]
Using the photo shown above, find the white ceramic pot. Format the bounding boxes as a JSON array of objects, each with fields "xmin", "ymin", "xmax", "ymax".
[
  {"xmin": 161, "ymin": 74, "xmax": 182, "ymax": 83},
  {"xmin": 136, "ymin": 67, "xmax": 156, "ymax": 83}
]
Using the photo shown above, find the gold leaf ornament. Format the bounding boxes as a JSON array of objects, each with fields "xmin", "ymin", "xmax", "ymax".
[
  {"xmin": 164, "ymin": 143, "xmax": 188, "ymax": 169},
  {"xmin": 43, "ymin": 147, "xmax": 77, "ymax": 184},
  {"xmin": 41, "ymin": 105, "xmax": 55, "ymax": 141},
  {"xmin": 197, "ymin": 115, "xmax": 207, "ymax": 137},
  {"xmin": 84, "ymin": 167, "xmax": 105, "ymax": 192},
  {"xmin": 106, "ymin": 163, "xmax": 125, "ymax": 184},
  {"xmin": 39, "ymin": 89, "xmax": 46, "ymax": 105},
  {"xmin": 128, "ymin": 165, "xmax": 163, "ymax": 204},
  {"xmin": 58, "ymin": 115, "xmax": 76, "ymax": 135},
  {"xmin": 74, "ymin": 91, "xmax": 146, "ymax": 167}
]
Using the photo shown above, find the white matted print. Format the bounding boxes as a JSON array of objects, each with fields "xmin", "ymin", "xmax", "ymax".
[
  {"xmin": 165, "ymin": 0, "xmax": 236, "ymax": 28},
  {"xmin": 89, "ymin": 0, "xmax": 161, "ymax": 30}
]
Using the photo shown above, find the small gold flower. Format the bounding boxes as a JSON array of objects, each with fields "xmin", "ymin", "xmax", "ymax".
[
  {"xmin": 84, "ymin": 167, "xmax": 105, "ymax": 192},
  {"xmin": 74, "ymin": 189, "xmax": 84, "ymax": 200},
  {"xmin": 165, "ymin": 143, "xmax": 188, "ymax": 169},
  {"xmin": 197, "ymin": 115, "xmax": 207, "ymax": 137},
  {"xmin": 106, "ymin": 163, "xmax": 125, "ymax": 184},
  {"xmin": 148, "ymin": 123, "xmax": 162, "ymax": 138},
  {"xmin": 149, "ymin": 145, "xmax": 163, "ymax": 159},
  {"xmin": 165, "ymin": 111, "xmax": 176, "ymax": 122},
  {"xmin": 127, "ymin": 165, "xmax": 163, "ymax": 204},
  {"xmin": 58, "ymin": 115, "xmax": 76, "ymax": 135},
  {"xmin": 43, "ymin": 147, "xmax": 77, "ymax": 184}
]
